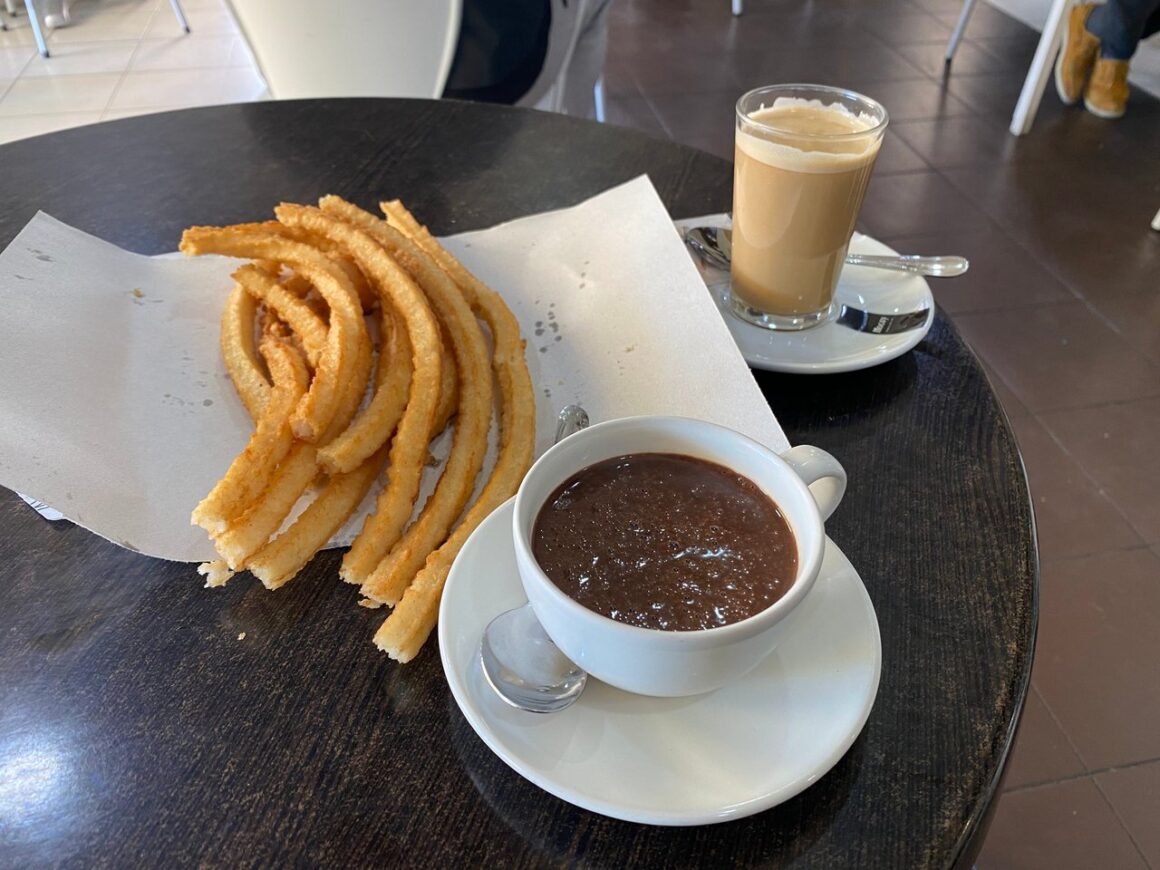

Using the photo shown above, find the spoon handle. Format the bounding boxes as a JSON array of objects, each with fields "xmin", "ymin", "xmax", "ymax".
[{"xmin": 844, "ymin": 253, "xmax": 969, "ymax": 277}]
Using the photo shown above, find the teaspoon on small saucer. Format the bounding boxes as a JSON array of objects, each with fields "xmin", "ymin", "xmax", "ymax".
[
  {"xmin": 685, "ymin": 226, "xmax": 969, "ymax": 278},
  {"xmin": 479, "ymin": 404, "xmax": 590, "ymax": 714}
]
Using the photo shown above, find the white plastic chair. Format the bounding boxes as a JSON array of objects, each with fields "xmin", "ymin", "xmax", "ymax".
[{"xmin": 226, "ymin": 0, "xmax": 462, "ymax": 99}]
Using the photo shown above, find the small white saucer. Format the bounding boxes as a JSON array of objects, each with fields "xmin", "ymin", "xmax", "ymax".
[
  {"xmin": 697, "ymin": 232, "xmax": 934, "ymax": 374},
  {"xmin": 438, "ymin": 499, "xmax": 882, "ymax": 826}
]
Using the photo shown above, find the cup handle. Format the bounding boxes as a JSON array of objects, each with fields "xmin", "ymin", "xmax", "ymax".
[{"xmin": 780, "ymin": 445, "xmax": 847, "ymax": 521}]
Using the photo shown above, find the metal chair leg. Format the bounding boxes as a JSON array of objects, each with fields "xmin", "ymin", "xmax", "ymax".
[
  {"xmin": 1152, "ymin": 207, "xmax": 1160, "ymax": 231},
  {"xmin": 23, "ymin": 0, "xmax": 49, "ymax": 57},
  {"xmin": 945, "ymin": 0, "xmax": 980, "ymax": 65},
  {"xmin": 732, "ymin": 0, "xmax": 743, "ymax": 16},
  {"xmin": 169, "ymin": 0, "xmax": 190, "ymax": 33}
]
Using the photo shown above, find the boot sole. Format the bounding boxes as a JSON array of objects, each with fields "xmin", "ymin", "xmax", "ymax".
[{"xmin": 1083, "ymin": 97, "xmax": 1125, "ymax": 118}]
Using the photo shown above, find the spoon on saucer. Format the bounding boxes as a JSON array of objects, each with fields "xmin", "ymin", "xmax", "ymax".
[
  {"xmin": 685, "ymin": 226, "xmax": 969, "ymax": 278},
  {"xmin": 479, "ymin": 404, "xmax": 590, "ymax": 713}
]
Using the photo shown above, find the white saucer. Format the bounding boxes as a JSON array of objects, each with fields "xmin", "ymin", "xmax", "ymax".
[
  {"xmin": 438, "ymin": 499, "xmax": 882, "ymax": 826},
  {"xmin": 698, "ymin": 232, "xmax": 934, "ymax": 374}
]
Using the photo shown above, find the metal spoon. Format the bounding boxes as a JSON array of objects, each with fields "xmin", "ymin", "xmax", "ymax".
[
  {"xmin": 479, "ymin": 405, "xmax": 590, "ymax": 713},
  {"xmin": 685, "ymin": 226, "xmax": 969, "ymax": 278}
]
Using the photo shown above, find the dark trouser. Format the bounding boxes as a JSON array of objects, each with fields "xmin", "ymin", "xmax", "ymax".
[{"xmin": 1088, "ymin": 0, "xmax": 1160, "ymax": 60}]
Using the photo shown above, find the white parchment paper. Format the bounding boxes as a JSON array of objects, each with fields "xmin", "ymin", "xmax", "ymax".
[{"xmin": 0, "ymin": 176, "xmax": 786, "ymax": 562}]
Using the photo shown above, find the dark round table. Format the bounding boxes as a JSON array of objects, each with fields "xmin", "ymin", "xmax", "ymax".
[{"xmin": 0, "ymin": 99, "xmax": 1036, "ymax": 868}]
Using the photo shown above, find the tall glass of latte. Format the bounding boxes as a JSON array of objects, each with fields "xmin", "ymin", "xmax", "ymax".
[{"xmin": 731, "ymin": 84, "xmax": 888, "ymax": 331}]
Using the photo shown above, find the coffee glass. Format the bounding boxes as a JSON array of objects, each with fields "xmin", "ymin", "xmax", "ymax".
[
  {"xmin": 731, "ymin": 84, "xmax": 888, "ymax": 331},
  {"xmin": 512, "ymin": 416, "xmax": 847, "ymax": 697}
]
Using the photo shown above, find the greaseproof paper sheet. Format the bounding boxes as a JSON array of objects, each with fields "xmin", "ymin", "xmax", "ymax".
[{"xmin": 0, "ymin": 176, "xmax": 787, "ymax": 562}]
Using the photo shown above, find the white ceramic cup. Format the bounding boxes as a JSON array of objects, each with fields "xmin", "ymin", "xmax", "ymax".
[{"xmin": 512, "ymin": 416, "xmax": 846, "ymax": 697}]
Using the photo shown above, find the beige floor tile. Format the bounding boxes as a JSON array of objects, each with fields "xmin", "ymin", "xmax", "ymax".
[
  {"xmin": 107, "ymin": 67, "xmax": 225, "ymax": 109},
  {"xmin": 0, "ymin": 43, "xmax": 32, "ymax": 77},
  {"xmin": 48, "ymin": 8, "xmax": 156, "ymax": 44},
  {"xmin": 145, "ymin": 6, "xmax": 234, "ymax": 38},
  {"xmin": 21, "ymin": 39, "xmax": 136, "ymax": 76},
  {"xmin": 0, "ymin": 72, "xmax": 120, "ymax": 115},
  {"xmin": 128, "ymin": 33, "xmax": 237, "ymax": 70},
  {"xmin": 216, "ymin": 63, "xmax": 266, "ymax": 103}
]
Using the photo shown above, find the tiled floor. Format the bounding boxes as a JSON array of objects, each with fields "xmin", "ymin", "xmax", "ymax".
[
  {"xmin": 1, "ymin": 0, "xmax": 1159, "ymax": 865},
  {"xmin": 0, "ymin": 0, "xmax": 265, "ymax": 144}
]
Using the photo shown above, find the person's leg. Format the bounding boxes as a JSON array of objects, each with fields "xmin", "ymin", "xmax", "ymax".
[{"xmin": 1086, "ymin": 0, "xmax": 1158, "ymax": 59}]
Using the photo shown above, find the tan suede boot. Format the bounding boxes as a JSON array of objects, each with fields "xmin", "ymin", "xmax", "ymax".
[
  {"xmin": 1055, "ymin": 3, "xmax": 1100, "ymax": 105},
  {"xmin": 1085, "ymin": 57, "xmax": 1130, "ymax": 118}
]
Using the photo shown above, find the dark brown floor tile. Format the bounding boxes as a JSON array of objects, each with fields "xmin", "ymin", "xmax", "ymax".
[
  {"xmin": 970, "ymin": 33, "xmax": 1040, "ymax": 69},
  {"xmin": 874, "ymin": 128, "xmax": 930, "ymax": 175},
  {"xmin": 880, "ymin": 222, "xmax": 1073, "ymax": 314},
  {"xmin": 1003, "ymin": 687, "xmax": 1085, "ymax": 789},
  {"xmin": 1088, "ymin": 287, "xmax": 1160, "ymax": 366},
  {"xmin": 859, "ymin": 170, "xmax": 994, "ymax": 238},
  {"xmin": 943, "ymin": 164, "xmax": 1160, "ymax": 302},
  {"xmin": 601, "ymin": 56, "xmax": 642, "ymax": 99},
  {"xmin": 977, "ymin": 778, "xmax": 1146, "ymax": 869},
  {"xmin": 1032, "ymin": 548, "xmax": 1160, "ymax": 770},
  {"xmin": 946, "ymin": 71, "xmax": 1070, "ymax": 126},
  {"xmin": 644, "ymin": 89, "xmax": 737, "ymax": 153},
  {"xmin": 601, "ymin": 95, "xmax": 670, "ymax": 140},
  {"xmin": 860, "ymin": 77, "xmax": 975, "ymax": 119},
  {"xmin": 934, "ymin": 3, "xmax": 1033, "ymax": 40},
  {"xmin": 953, "ymin": 302, "xmax": 1160, "ymax": 412},
  {"xmin": 910, "ymin": 0, "xmax": 971, "ymax": 15},
  {"xmin": 1096, "ymin": 760, "xmax": 1160, "ymax": 868},
  {"xmin": 862, "ymin": 10, "xmax": 954, "ymax": 45},
  {"xmin": 1006, "ymin": 413, "xmax": 1143, "ymax": 559},
  {"xmin": 892, "ymin": 114, "xmax": 1015, "ymax": 168},
  {"xmin": 627, "ymin": 49, "xmax": 744, "ymax": 97},
  {"xmin": 897, "ymin": 39, "xmax": 1008, "ymax": 77},
  {"xmin": 727, "ymin": 44, "xmax": 925, "ymax": 91},
  {"xmin": 1040, "ymin": 398, "xmax": 1160, "ymax": 544}
]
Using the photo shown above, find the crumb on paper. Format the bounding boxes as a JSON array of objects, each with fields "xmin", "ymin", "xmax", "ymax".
[
  {"xmin": 358, "ymin": 598, "xmax": 383, "ymax": 609},
  {"xmin": 131, "ymin": 288, "xmax": 144, "ymax": 298},
  {"xmin": 237, "ymin": 632, "xmax": 246, "ymax": 641}
]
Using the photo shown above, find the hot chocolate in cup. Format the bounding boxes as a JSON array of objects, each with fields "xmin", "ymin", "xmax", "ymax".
[
  {"xmin": 731, "ymin": 84, "xmax": 889, "ymax": 332},
  {"xmin": 512, "ymin": 416, "xmax": 847, "ymax": 697}
]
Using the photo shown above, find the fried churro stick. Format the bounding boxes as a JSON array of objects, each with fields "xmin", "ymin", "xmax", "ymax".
[
  {"xmin": 181, "ymin": 228, "xmax": 368, "ymax": 443},
  {"xmin": 273, "ymin": 204, "xmax": 443, "ymax": 585},
  {"xmin": 233, "ymin": 264, "xmax": 327, "ymax": 367},
  {"xmin": 191, "ymin": 335, "xmax": 309, "ymax": 535},
  {"xmin": 317, "ymin": 198, "xmax": 492, "ymax": 607},
  {"xmin": 374, "ymin": 203, "xmax": 535, "ymax": 661},
  {"xmin": 220, "ymin": 283, "xmax": 269, "ymax": 421}
]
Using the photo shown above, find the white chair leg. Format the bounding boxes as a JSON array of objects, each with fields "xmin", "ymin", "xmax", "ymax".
[
  {"xmin": 945, "ymin": 0, "xmax": 980, "ymax": 64},
  {"xmin": 732, "ymin": 0, "xmax": 743, "ymax": 16},
  {"xmin": 1151, "ymin": 207, "xmax": 1160, "ymax": 231},
  {"xmin": 1010, "ymin": 0, "xmax": 1071, "ymax": 135},
  {"xmin": 23, "ymin": 0, "xmax": 49, "ymax": 57},
  {"xmin": 169, "ymin": 0, "xmax": 190, "ymax": 33},
  {"xmin": 594, "ymin": 75, "xmax": 605, "ymax": 123}
]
